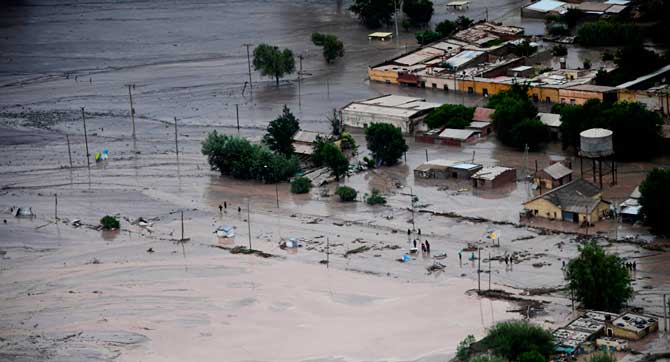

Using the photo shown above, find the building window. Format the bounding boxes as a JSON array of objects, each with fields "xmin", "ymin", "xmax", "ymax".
[
  {"xmin": 546, "ymin": 96, "xmax": 551, "ymax": 103},
  {"xmin": 532, "ymin": 93, "xmax": 539, "ymax": 102},
  {"xmin": 467, "ymin": 87, "xmax": 474, "ymax": 94},
  {"xmin": 570, "ymin": 99, "xmax": 576, "ymax": 105},
  {"xmin": 560, "ymin": 98, "xmax": 566, "ymax": 104},
  {"xmin": 432, "ymin": 83, "xmax": 437, "ymax": 89},
  {"xmin": 444, "ymin": 85, "xmax": 449, "ymax": 92},
  {"xmin": 483, "ymin": 88, "xmax": 488, "ymax": 96}
]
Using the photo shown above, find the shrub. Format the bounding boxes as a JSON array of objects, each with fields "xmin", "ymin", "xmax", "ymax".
[
  {"xmin": 519, "ymin": 351, "xmax": 546, "ymax": 362},
  {"xmin": 336, "ymin": 186, "xmax": 358, "ymax": 202},
  {"xmin": 365, "ymin": 188, "xmax": 386, "ymax": 205},
  {"xmin": 481, "ymin": 320, "xmax": 554, "ymax": 361},
  {"xmin": 456, "ymin": 334, "xmax": 476, "ymax": 361},
  {"xmin": 100, "ymin": 215, "xmax": 120, "ymax": 230},
  {"xmin": 552, "ymin": 44, "xmax": 567, "ymax": 56},
  {"xmin": 470, "ymin": 355, "xmax": 506, "ymax": 362},
  {"xmin": 416, "ymin": 30, "xmax": 442, "ymax": 45},
  {"xmin": 576, "ymin": 20, "xmax": 640, "ymax": 46},
  {"xmin": 365, "ymin": 123, "xmax": 408, "ymax": 166},
  {"xmin": 424, "ymin": 104, "xmax": 474, "ymax": 130},
  {"xmin": 588, "ymin": 352, "xmax": 617, "ymax": 362},
  {"xmin": 340, "ymin": 132, "xmax": 357, "ymax": 152},
  {"xmin": 639, "ymin": 168, "xmax": 670, "ymax": 234},
  {"xmin": 290, "ymin": 176, "xmax": 312, "ymax": 194}
]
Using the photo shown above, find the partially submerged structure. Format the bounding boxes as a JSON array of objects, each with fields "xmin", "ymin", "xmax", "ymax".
[
  {"xmin": 414, "ymin": 159, "xmax": 483, "ymax": 180},
  {"xmin": 471, "ymin": 166, "xmax": 516, "ymax": 188},
  {"xmin": 536, "ymin": 162, "xmax": 573, "ymax": 190},
  {"xmin": 523, "ymin": 178, "xmax": 609, "ymax": 223},
  {"xmin": 340, "ymin": 95, "xmax": 441, "ymax": 134},
  {"xmin": 292, "ymin": 130, "xmax": 329, "ymax": 156}
]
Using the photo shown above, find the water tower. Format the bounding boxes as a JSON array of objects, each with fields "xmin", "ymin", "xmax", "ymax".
[{"xmin": 578, "ymin": 128, "xmax": 616, "ymax": 188}]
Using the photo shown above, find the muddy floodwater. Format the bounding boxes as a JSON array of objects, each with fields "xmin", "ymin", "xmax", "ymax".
[{"xmin": 1, "ymin": 1, "xmax": 670, "ymax": 361}]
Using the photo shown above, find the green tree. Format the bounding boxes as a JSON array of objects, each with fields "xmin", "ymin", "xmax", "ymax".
[
  {"xmin": 594, "ymin": 45, "xmax": 668, "ymax": 86},
  {"xmin": 416, "ymin": 30, "xmax": 442, "ymax": 45},
  {"xmin": 470, "ymin": 355, "xmax": 506, "ymax": 362},
  {"xmin": 566, "ymin": 241, "xmax": 633, "ymax": 312},
  {"xmin": 424, "ymin": 104, "xmax": 474, "ymax": 129},
  {"xmin": 511, "ymin": 118, "xmax": 551, "ymax": 151},
  {"xmin": 349, "ymin": 0, "xmax": 395, "ymax": 28},
  {"xmin": 481, "ymin": 321, "xmax": 554, "ymax": 361},
  {"xmin": 321, "ymin": 142, "xmax": 349, "ymax": 181},
  {"xmin": 435, "ymin": 20, "xmax": 457, "ymax": 37},
  {"xmin": 575, "ymin": 20, "xmax": 640, "ymax": 46},
  {"xmin": 365, "ymin": 123, "xmax": 408, "ymax": 166},
  {"xmin": 519, "ymin": 351, "xmax": 546, "ymax": 362},
  {"xmin": 639, "ymin": 168, "xmax": 670, "ymax": 234},
  {"xmin": 455, "ymin": 16, "xmax": 474, "ymax": 30},
  {"xmin": 456, "ymin": 335, "xmax": 476, "ymax": 361},
  {"xmin": 290, "ymin": 177, "xmax": 312, "ymax": 194},
  {"xmin": 100, "ymin": 215, "xmax": 120, "ymax": 230},
  {"xmin": 552, "ymin": 44, "xmax": 567, "ymax": 56},
  {"xmin": 560, "ymin": 8, "xmax": 584, "ymax": 28},
  {"xmin": 336, "ymin": 186, "xmax": 358, "ymax": 201},
  {"xmin": 328, "ymin": 109, "xmax": 342, "ymax": 136},
  {"xmin": 311, "ymin": 135, "xmax": 330, "ymax": 166},
  {"xmin": 311, "ymin": 33, "xmax": 345, "ymax": 63},
  {"xmin": 263, "ymin": 105, "xmax": 300, "ymax": 156},
  {"xmin": 252, "ymin": 44, "xmax": 296, "ymax": 87},
  {"xmin": 403, "ymin": 0, "xmax": 434, "ymax": 25},
  {"xmin": 488, "ymin": 84, "xmax": 545, "ymax": 150},
  {"xmin": 365, "ymin": 188, "xmax": 387, "ymax": 205},
  {"xmin": 340, "ymin": 132, "xmax": 358, "ymax": 152}
]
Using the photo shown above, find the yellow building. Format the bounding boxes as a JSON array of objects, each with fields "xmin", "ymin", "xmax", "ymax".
[{"xmin": 523, "ymin": 178, "xmax": 610, "ymax": 223}]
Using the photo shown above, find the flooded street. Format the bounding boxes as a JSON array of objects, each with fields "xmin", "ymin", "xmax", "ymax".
[{"xmin": 1, "ymin": 1, "xmax": 670, "ymax": 361}]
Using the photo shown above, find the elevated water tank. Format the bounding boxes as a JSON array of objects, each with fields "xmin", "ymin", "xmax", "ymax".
[{"xmin": 580, "ymin": 128, "xmax": 614, "ymax": 158}]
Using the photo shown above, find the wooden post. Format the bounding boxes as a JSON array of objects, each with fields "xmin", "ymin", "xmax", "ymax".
[
  {"xmin": 81, "ymin": 107, "xmax": 90, "ymax": 170},
  {"xmin": 425, "ymin": 149, "xmax": 428, "ymax": 161},
  {"xmin": 478, "ymin": 248, "xmax": 481, "ymax": 292},
  {"xmin": 54, "ymin": 193, "xmax": 58, "ymax": 221},
  {"xmin": 66, "ymin": 135, "xmax": 73, "ymax": 168},
  {"xmin": 236, "ymin": 104, "xmax": 240, "ymax": 134},
  {"xmin": 127, "ymin": 84, "xmax": 136, "ymax": 139},
  {"xmin": 174, "ymin": 117, "xmax": 179, "ymax": 158},
  {"xmin": 326, "ymin": 237, "xmax": 330, "ymax": 268},
  {"xmin": 488, "ymin": 252, "xmax": 491, "ymax": 290},
  {"xmin": 180, "ymin": 210, "xmax": 184, "ymax": 241}
]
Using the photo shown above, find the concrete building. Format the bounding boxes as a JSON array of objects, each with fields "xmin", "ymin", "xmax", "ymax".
[
  {"xmin": 414, "ymin": 159, "xmax": 482, "ymax": 179},
  {"xmin": 340, "ymin": 95, "xmax": 441, "ymax": 134},
  {"xmin": 292, "ymin": 130, "xmax": 329, "ymax": 156},
  {"xmin": 606, "ymin": 313, "xmax": 658, "ymax": 340},
  {"xmin": 523, "ymin": 178, "xmax": 609, "ymax": 223},
  {"xmin": 436, "ymin": 128, "xmax": 479, "ymax": 146},
  {"xmin": 472, "ymin": 166, "xmax": 516, "ymax": 188}
]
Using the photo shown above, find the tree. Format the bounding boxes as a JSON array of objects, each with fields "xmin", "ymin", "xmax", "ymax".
[
  {"xmin": 349, "ymin": 0, "xmax": 395, "ymax": 29},
  {"xmin": 403, "ymin": 0, "xmax": 434, "ymax": 25},
  {"xmin": 511, "ymin": 118, "xmax": 551, "ymax": 151},
  {"xmin": 311, "ymin": 33, "xmax": 344, "ymax": 63},
  {"xmin": 416, "ymin": 30, "xmax": 442, "ymax": 45},
  {"xmin": 455, "ymin": 16, "xmax": 474, "ymax": 30},
  {"xmin": 201, "ymin": 132, "xmax": 299, "ymax": 182},
  {"xmin": 290, "ymin": 177, "xmax": 312, "ymax": 194},
  {"xmin": 328, "ymin": 109, "xmax": 342, "ymax": 136},
  {"xmin": 252, "ymin": 44, "xmax": 296, "ymax": 87},
  {"xmin": 639, "ymin": 168, "xmax": 670, "ymax": 234},
  {"xmin": 588, "ymin": 352, "xmax": 616, "ymax": 362},
  {"xmin": 470, "ymin": 355, "xmax": 506, "ymax": 362},
  {"xmin": 560, "ymin": 8, "xmax": 584, "ymax": 28},
  {"xmin": 552, "ymin": 44, "xmax": 567, "ymax": 56},
  {"xmin": 566, "ymin": 241, "xmax": 633, "ymax": 312},
  {"xmin": 575, "ymin": 20, "xmax": 640, "ymax": 46},
  {"xmin": 365, "ymin": 188, "xmax": 386, "ymax": 205},
  {"xmin": 488, "ymin": 84, "xmax": 545, "ymax": 150},
  {"xmin": 424, "ymin": 104, "xmax": 474, "ymax": 129},
  {"xmin": 456, "ymin": 335, "xmax": 476, "ymax": 361},
  {"xmin": 336, "ymin": 186, "xmax": 358, "ymax": 201},
  {"xmin": 321, "ymin": 142, "xmax": 349, "ymax": 181},
  {"xmin": 263, "ymin": 105, "xmax": 300, "ymax": 156},
  {"xmin": 340, "ymin": 132, "xmax": 357, "ymax": 152},
  {"xmin": 435, "ymin": 20, "xmax": 457, "ymax": 37},
  {"xmin": 594, "ymin": 45, "xmax": 668, "ymax": 86},
  {"xmin": 365, "ymin": 123, "xmax": 408, "ymax": 166},
  {"xmin": 519, "ymin": 351, "xmax": 546, "ymax": 362},
  {"xmin": 100, "ymin": 215, "xmax": 120, "ymax": 230},
  {"xmin": 481, "ymin": 321, "xmax": 554, "ymax": 361}
]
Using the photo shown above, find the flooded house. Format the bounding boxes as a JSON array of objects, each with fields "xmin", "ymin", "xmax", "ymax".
[
  {"xmin": 471, "ymin": 166, "xmax": 516, "ymax": 188},
  {"xmin": 536, "ymin": 162, "xmax": 573, "ymax": 190},
  {"xmin": 340, "ymin": 94, "xmax": 441, "ymax": 134},
  {"xmin": 523, "ymin": 178, "xmax": 609, "ymax": 223},
  {"xmin": 414, "ymin": 159, "xmax": 483, "ymax": 180},
  {"xmin": 292, "ymin": 130, "xmax": 329, "ymax": 156}
]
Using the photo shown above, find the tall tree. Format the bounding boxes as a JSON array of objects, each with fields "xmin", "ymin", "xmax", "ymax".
[
  {"xmin": 639, "ymin": 168, "xmax": 670, "ymax": 234},
  {"xmin": 252, "ymin": 44, "xmax": 296, "ymax": 87},
  {"xmin": 403, "ymin": 0, "xmax": 434, "ymax": 25},
  {"xmin": 435, "ymin": 20, "xmax": 457, "ymax": 37},
  {"xmin": 349, "ymin": 0, "xmax": 395, "ymax": 29},
  {"xmin": 311, "ymin": 33, "xmax": 345, "ymax": 63},
  {"xmin": 488, "ymin": 84, "xmax": 545, "ymax": 150},
  {"xmin": 424, "ymin": 104, "xmax": 474, "ymax": 130},
  {"xmin": 566, "ymin": 241, "xmax": 633, "ymax": 312},
  {"xmin": 455, "ymin": 16, "xmax": 474, "ymax": 30},
  {"xmin": 365, "ymin": 123, "xmax": 408, "ymax": 166},
  {"xmin": 321, "ymin": 142, "xmax": 349, "ymax": 181},
  {"xmin": 263, "ymin": 105, "xmax": 300, "ymax": 156}
]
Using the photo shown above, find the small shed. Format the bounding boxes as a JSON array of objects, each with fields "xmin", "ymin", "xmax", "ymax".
[
  {"xmin": 467, "ymin": 121, "xmax": 493, "ymax": 136},
  {"xmin": 472, "ymin": 166, "xmax": 516, "ymax": 188},
  {"xmin": 437, "ymin": 128, "xmax": 479, "ymax": 146},
  {"xmin": 538, "ymin": 162, "xmax": 573, "ymax": 190},
  {"xmin": 538, "ymin": 112, "xmax": 561, "ymax": 140},
  {"xmin": 507, "ymin": 65, "xmax": 534, "ymax": 78},
  {"xmin": 414, "ymin": 159, "xmax": 457, "ymax": 179},
  {"xmin": 472, "ymin": 107, "xmax": 495, "ymax": 123},
  {"xmin": 368, "ymin": 32, "xmax": 393, "ymax": 41},
  {"xmin": 447, "ymin": 162, "xmax": 483, "ymax": 179}
]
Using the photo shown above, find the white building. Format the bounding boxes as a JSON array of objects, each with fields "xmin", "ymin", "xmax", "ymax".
[{"xmin": 340, "ymin": 94, "xmax": 442, "ymax": 134}]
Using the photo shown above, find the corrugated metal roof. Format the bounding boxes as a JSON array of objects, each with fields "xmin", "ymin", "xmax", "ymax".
[
  {"xmin": 525, "ymin": 0, "xmax": 567, "ymax": 12},
  {"xmin": 472, "ymin": 166, "xmax": 515, "ymax": 180},
  {"xmin": 524, "ymin": 179, "xmax": 604, "ymax": 213},
  {"xmin": 438, "ymin": 128, "xmax": 478, "ymax": 140},
  {"xmin": 342, "ymin": 103, "xmax": 422, "ymax": 118},
  {"xmin": 395, "ymin": 47, "xmax": 444, "ymax": 66},
  {"xmin": 450, "ymin": 162, "xmax": 482, "ymax": 170},
  {"xmin": 361, "ymin": 94, "xmax": 423, "ymax": 107},
  {"xmin": 445, "ymin": 50, "xmax": 484, "ymax": 68},
  {"xmin": 293, "ymin": 130, "xmax": 327, "ymax": 144},
  {"xmin": 468, "ymin": 121, "xmax": 491, "ymax": 129},
  {"xmin": 616, "ymin": 64, "xmax": 670, "ymax": 89},
  {"xmin": 538, "ymin": 112, "xmax": 561, "ymax": 128},
  {"xmin": 543, "ymin": 162, "xmax": 572, "ymax": 180},
  {"xmin": 473, "ymin": 107, "xmax": 494, "ymax": 122}
]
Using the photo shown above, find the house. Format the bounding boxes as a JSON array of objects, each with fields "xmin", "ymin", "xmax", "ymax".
[
  {"xmin": 536, "ymin": 162, "xmax": 573, "ymax": 190},
  {"xmin": 472, "ymin": 166, "xmax": 516, "ymax": 188},
  {"xmin": 368, "ymin": 32, "xmax": 393, "ymax": 41},
  {"xmin": 523, "ymin": 178, "xmax": 610, "ymax": 223},
  {"xmin": 538, "ymin": 112, "xmax": 561, "ymax": 140},
  {"xmin": 620, "ymin": 186, "xmax": 642, "ymax": 223},
  {"xmin": 605, "ymin": 313, "xmax": 658, "ymax": 341},
  {"xmin": 467, "ymin": 121, "xmax": 493, "ymax": 136},
  {"xmin": 292, "ymin": 130, "xmax": 329, "ymax": 156},
  {"xmin": 340, "ymin": 94, "xmax": 441, "ymax": 134},
  {"xmin": 414, "ymin": 159, "xmax": 482, "ymax": 179},
  {"xmin": 436, "ymin": 128, "xmax": 479, "ymax": 146}
]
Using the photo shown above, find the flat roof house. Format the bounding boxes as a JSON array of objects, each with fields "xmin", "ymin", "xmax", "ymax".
[{"xmin": 341, "ymin": 94, "xmax": 441, "ymax": 134}]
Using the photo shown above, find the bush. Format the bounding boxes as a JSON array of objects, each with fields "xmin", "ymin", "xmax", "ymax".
[
  {"xmin": 290, "ymin": 177, "xmax": 312, "ymax": 194},
  {"xmin": 403, "ymin": 0, "xmax": 434, "ymax": 25},
  {"xmin": 456, "ymin": 335, "xmax": 476, "ymax": 361},
  {"xmin": 470, "ymin": 355, "xmax": 506, "ymax": 362},
  {"xmin": 202, "ymin": 131, "xmax": 300, "ymax": 182},
  {"xmin": 416, "ymin": 30, "xmax": 442, "ymax": 45},
  {"xmin": 552, "ymin": 44, "xmax": 567, "ymax": 56},
  {"xmin": 100, "ymin": 215, "xmax": 120, "ymax": 230},
  {"xmin": 365, "ymin": 188, "xmax": 386, "ymax": 205},
  {"xmin": 576, "ymin": 20, "xmax": 640, "ymax": 46},
  {"xmin": 588, "ymin": 352, "xmax": 617, "ymax": 362},
  {"xmin": 481, "ymin": 321, "xmax": 554, "ymax": 361},
  {"xmin": 424, "ymin": 104, "xmax": 474, "ymax": 130},
  {"xmin": 365, "ymin": 123, "xmax": 408, "ymax": 166},
  {"xmin": 340, "ymin": 132, "xmax": 357, "ymax": 152},
  {"xmin": 435, "ymin": 19, "xmax": 457, "ymax": 37},
  {"xmin": 639, "ymin": 168, "xmax": 670, "ymax": 234},
  {"xmin": 336, "ymin": 186, "xmax": 358, "ymax": 202},
  {"xmin": 311, "ymin": 33, "xmax": 344, "ymax": 63},
  {"xmin": 566, "ymin": 241, "xmax": 633, "ymax": 312},
  {"xmin": 519, "ymin": 351, "xmax": 546, "ymax": 362},
  {"xmin": 348, "ymin": 0, "xmax": 395, "ymax": 28}
]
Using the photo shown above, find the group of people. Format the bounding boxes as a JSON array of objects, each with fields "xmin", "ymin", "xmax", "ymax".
[
  {"xmin": 218, "ymin": 202, "xmax": 242, "ymax": 214},
  {"xmin": 625, "ymin": 261, "xmax": 637, "ymax": 271},
  {"xmin": 412, "ymin": 239, "xmax": 431, "ymax": 253}
]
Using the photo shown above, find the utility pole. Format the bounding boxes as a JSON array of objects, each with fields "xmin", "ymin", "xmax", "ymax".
[
  {"xmin": 247, "ymin": 198, "xmax": 252, "ymax": 250},
  {"xmin": 243, "ymin": 43, "xmax": 253, "ymax": 96},
  {"xmin": 409, "ymin": 187, "xmax": 416, "ymax": 231},
  {"xmin": 81, "ymin": 107, "xmax": 90, "ymax": 170},
  {"xmin": 126, "ymin": 84, "xmax": 136, "ymax": 139},
  {"xmin": 174, "ymin": 117, "xmax": 179, "ymax": 159},
  {"xmin": 425, "ymin": 148, "xmax": 428, "ymax": 161},
  {"xmin": 66, "ymin": 134, "xmax": 73, "ymax": 168},
  {"xmin": 664, "ymin": 294, "xmax": 667, "ymax": 332},
  {"xmin": 235, "ymin": 104, "xmax": 240, "ymax": 134},
  {"xmin": 485, "ymin": 7, "xmax": 489, "ymax": 21},
  {"xmin": 478, "ymin": 248, "xmax": 482, "ymax": 292},
  {"xmin": 180, "ymin": 210, "xmax": 184, "ymax": 241},
  {"xmin": 326, "ymin": 237, "xmax": 330, "ymax": 268},
  {"xmin": 393, "ymin": 0, "xmax": 399, "ymax": 47},
  {"xmin": 54, "ymin": 193, "xmax": 58, "ymax": 221},
  {"xmin": 275, "ymin": 182, "xmax": 279, "ymax": 208},
  {"xmin": 298, "ymin": 54, "xmax": 304, "ymax": 110},
  {"xmin": 488, "ymin": 252, "xmax": 491, "ymax": 290}
]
